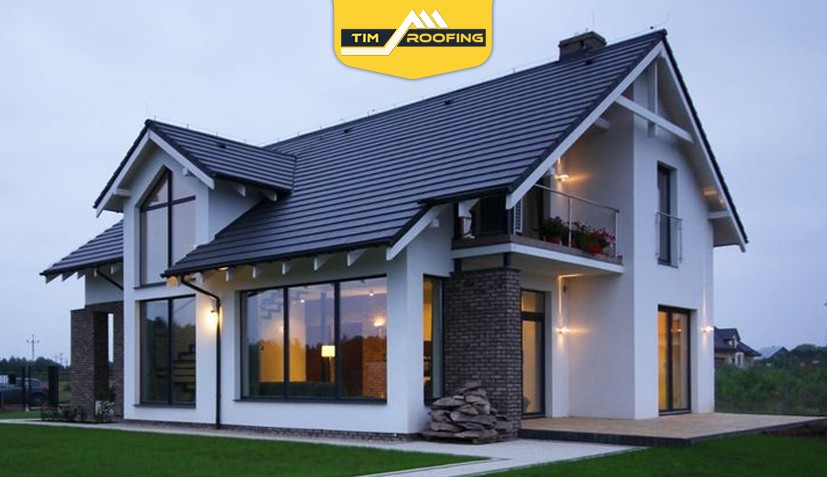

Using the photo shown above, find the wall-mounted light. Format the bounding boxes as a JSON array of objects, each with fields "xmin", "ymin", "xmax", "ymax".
[
  {"xmin": 207, "ymin": 308, "xmax": 219, "ymax": 328},
  {"xmin": 555, "ymin": 173, "xmax": 570, "ymax": 182},
  {"xmin": 556, "ymin": 326, "xmax": 570, "ymax": 335},
  {"xmin": 702, "ymin": 325, "xmax": 714, "ymax": 334},
  {"xmin": 373, "ymin": 316, "xmax": 386, "ymax": 328},
  {"xmin": 321, "ymin": 345, "xmax": 336, "ymax": 358}
]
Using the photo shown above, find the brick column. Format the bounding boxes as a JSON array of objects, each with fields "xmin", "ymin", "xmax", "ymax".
[
  {"xmin": 443, "ymin": 267, "xmax": 522, "ymax": 437},
  {"xmin": 71, "ymin": 308, "xmax": 107, "ymax": 417},
  {"xmin": 70, "ymin": 301, "xmax": 123, "ymax": 418}
]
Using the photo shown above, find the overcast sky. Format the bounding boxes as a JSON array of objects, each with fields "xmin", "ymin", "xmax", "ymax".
[{"xmin": 1, "ymin": 1, "xmax": 825, "ymax": 361}]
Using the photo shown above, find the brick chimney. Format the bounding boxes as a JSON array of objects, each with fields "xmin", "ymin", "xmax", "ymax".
[{"xmin": 558, "ymin": 31, "xmax": 607, "ymax": 60}]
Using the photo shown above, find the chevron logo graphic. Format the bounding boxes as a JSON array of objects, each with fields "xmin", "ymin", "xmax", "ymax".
[
  {"xmin": 334, "ymin": 1, "xmax": 493, "ymax": 79},
  {"xmin": 341, "ymin": 10, "xmax": 457, "ymax": 56}
]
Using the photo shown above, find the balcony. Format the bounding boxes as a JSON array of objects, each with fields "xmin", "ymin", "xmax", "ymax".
[{"xmin": 453, "ymin": 184, "xmax": 622, "ymax": 272}]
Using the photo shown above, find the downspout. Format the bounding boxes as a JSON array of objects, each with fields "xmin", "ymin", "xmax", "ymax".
[{"xmin": 179, "ymin": 277, "xmax": 222, "ymax": 430}]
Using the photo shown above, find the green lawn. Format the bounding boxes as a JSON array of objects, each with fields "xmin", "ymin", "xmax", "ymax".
[
  {"xmin": 0, "ymin": 410, "xmax": 39, "ymax": 419},
  {"xmin": 0, "ymin": 424, "xmax": 478, "ymax": 477},
  {"xmin": 493, "ymin": 434, "xmax": 826, "ymax": 477}
]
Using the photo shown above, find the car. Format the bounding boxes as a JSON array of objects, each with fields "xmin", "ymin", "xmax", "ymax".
[{"xmin": 0, "ymin": 378, "xmax": 48, "ymax": 406}]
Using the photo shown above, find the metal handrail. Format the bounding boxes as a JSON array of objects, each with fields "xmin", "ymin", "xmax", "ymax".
[
  {"xmin": 656, "ymin": 212, "xmax": 683, "ymax": 264},
  {"xmin": 532, "ymin": 183, "xmax": 620, "ymax": 213},
  {"xmin": 534, "ymin": 184, "xmax": 619, "ymax": 258}
]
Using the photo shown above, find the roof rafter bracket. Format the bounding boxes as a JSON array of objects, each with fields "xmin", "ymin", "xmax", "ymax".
[
  {"xmin": 313, "ymin": 255, "xmax": 331, "ymax": 271},
  {"xmin": 347, "ymin": 249, "xmax": 367, "ymax": 267}
]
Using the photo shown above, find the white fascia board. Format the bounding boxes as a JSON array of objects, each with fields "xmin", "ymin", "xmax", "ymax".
[
  {"xmin": 657, "ymin": 50, "xmax": 747, "ymax": 251},
  {"xmin": 614, "ymin": 96, "xmax": 694, "ymax": 143},
  {"xmin": 96, "ymin": 130, "xmax": 216, "ymax": 216},
  {"xmin": 386, "ymin": 204, "xmax": 449, "ymax": 260},
  {"xmin": 451, "ymin": 243, "xmax": 625, "ymax": 274},
  {"xmin": 506, "ymin": 43, "xmax": 665, "ymax": 210},
  {"xmin": 96, "ymin": 132, "xmax": 150, "ymax": 216}
]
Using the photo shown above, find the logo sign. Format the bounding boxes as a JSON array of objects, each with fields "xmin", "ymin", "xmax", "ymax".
[{"xmin": 333, "ymin": 1, "xmax": 493, "ymax": 79}]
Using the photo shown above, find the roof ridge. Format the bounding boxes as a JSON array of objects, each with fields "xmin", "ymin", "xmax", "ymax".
[{"xmin": 265, "ymin": 30, "xmax": 667, "ymax": 151}]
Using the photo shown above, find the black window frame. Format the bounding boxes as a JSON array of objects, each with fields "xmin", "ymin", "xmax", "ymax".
[
  {"xmin": 423, "ymin": 275, "xmax": 445, "ymax": 404},
  {"xmin": 139, "ymin": 169, "xmax": 196, "ymax": 286},
  {"xmin": 239, "ymin": 275, "xmax": 388, "ymax": 403},
  {"xmin": 520, "ymin": 289, "xmax": 546, "ymax": 417},
  {"xmin": 657, "ymin": 164, "xmax": 675, "ymax": 266},
  {"xmin": 139, "ymin": 295, "xmax": 197, "ymax": 407}
]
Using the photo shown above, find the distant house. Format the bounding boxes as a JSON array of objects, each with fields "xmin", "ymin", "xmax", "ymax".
[
  {"xmin": 757, "ymin": 346, "xmax": 790, "ymax": 361},
  {"xmin": 714, "ymin": 328, "xmax": 760, "ymax": 369},
  {"xmin": 42, "ymin": 30, "xmax": 747, "ymax": 437}
]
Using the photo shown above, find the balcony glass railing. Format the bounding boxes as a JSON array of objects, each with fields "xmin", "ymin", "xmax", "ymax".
[
  {"xmin": 656, "ymin": 212, "xmax": 682, "ymax": 265},
  {"xmin": 530, "ymin": 184, "xmax": 619, "ymax": 258}
]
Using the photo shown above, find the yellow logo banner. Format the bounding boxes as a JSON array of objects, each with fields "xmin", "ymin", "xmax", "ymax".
[{"xmin": 333, "ymin": 0, "xmax": 494, "ymax": 79}]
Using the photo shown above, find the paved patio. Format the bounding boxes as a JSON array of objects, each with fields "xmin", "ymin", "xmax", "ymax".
[{"xmin": 520, "ymin": 412, "xmax": 826, "ymax": 446}]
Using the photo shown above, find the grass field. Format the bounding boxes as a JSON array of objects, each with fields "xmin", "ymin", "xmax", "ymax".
[
  {"xmin": 0, "ymin": 410, "xmax": 39, "ymax": 419},
  {"xmin": 492, "ymin": 433, "xmax": 826, "ymax": 477},
  {"xmin": 0, "ymin": 424, "xmax": 478, "ymax": 477}
]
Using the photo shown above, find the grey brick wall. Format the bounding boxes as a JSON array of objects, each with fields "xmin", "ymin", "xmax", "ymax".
[
  {"xmin": 70, "ymin": 301, "xmax": 123, "ymax": 418},
  {"xmin": 443, "ymin": 267, "xmax": 522, "ymax": 437}
]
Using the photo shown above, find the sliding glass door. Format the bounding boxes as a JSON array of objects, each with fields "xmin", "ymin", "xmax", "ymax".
[{"xmin": 658, "ymin": 307, "xmax": 690, "ymax": 413}]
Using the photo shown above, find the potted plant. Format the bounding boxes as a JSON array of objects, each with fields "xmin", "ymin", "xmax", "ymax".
[
  {"xmin": 583, "ymin": 227, "xmax": 614, "ymax": 255},
  {"xmin": 539, "ymin": 216, "xmax": 569, "ymax": 244}
]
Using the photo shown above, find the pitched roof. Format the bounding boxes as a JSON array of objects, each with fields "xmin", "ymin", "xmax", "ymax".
[
  {"xmin": 93, "ymin": 120, "xmax": 296, "ymax": 209},
  {"xmin": 165, "ymin": 31, "xmax": 666, "ymax": 275},
  {"xmin": 41, "ymin": 220, "xmax": 123, "ymax": 278}
]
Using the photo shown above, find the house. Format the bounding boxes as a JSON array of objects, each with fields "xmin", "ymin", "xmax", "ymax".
[
  {"xmin": 714, "ymin": 328, "xmax": 760, "ymax": 369},
  {"xmin": 42, "ymin": 30, "xmax": 747, "ymax": 437},
  {"xmin": 757, "ymin": 346, "xmax": 790, "ymax": 361}
]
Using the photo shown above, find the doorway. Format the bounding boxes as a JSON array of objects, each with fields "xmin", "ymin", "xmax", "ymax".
[
  {"xmin": 521, "ymin": 290, "xmax": 545, "ymax": 416},
  {"xmin": 658, "ymin": 307, "xmax": 690, "ymax": 414}
]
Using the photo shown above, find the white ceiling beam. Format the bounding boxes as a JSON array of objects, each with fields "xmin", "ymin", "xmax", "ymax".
[
  {"xmin": 593, "ymin": 117, "xmax": 611, "ymax": 131},
  {"xmin": 347, "ymin": 249, "xmax": 367, "ymax": 267},
  {"xmin": 614, "ymin": 96, "xmax": 693, "ymax": 143},
  {"xmin": 224, "ymin": 268, "xmax": 235, "ymax": 282},
  {"xmin": 233, "ymin": 183, "xmax": 247, "ymax": 197},
  {"xmin": 281, "ymin": 261, "xmax": 291, "ymax": 275},
  {"xmin": 387, "ymin": 204, "xmax": 449, "ymax": 260}
]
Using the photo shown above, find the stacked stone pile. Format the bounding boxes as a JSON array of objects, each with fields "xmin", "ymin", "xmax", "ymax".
[{"xmin": 421, "ymin": 381, "xmax": 509, "ymax": 443}]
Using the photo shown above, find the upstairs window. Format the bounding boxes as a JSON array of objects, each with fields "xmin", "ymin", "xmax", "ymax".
[
  {"xmin": 140, "ymin": 170, "xmax": 195, "ymax": 284},
  {"xmin": 657, "ymin": 165, "xmax": 681, "ymax": 266}
]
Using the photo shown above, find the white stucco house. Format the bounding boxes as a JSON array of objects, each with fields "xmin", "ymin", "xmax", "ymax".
[{"xmin": 43, "ymin": 30, "xmax": 746, "ymax": 438}]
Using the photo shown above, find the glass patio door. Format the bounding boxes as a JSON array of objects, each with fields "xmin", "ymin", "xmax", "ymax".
[
  {"xmin": 658, "ymin": 307, "xmax": 690, "ymax": 413},
  {"xmin": 521, "ymin": 290, "xmax": 545, "ymax": 416}
]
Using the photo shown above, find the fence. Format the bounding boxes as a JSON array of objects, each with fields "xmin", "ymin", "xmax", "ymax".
[{"xmin": 0, "ymin": 365, "xmax": 71, "ymax": 413}]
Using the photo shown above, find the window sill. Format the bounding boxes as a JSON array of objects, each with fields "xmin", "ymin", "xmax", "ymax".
[
  {"xmin": 134, "ymin": 403, "xmax": 196, "ymax": 409},
  {"xmin": 234, "ymin": 397, "xmax": 387, "ymax": 405}
]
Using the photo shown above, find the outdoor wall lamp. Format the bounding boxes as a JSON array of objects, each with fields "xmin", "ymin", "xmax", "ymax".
[
  {"xmin": 702, "ymin": 325, "xmax": 714, "ymax": 334},
  {"xmin": 556, "ymin": 326, "xmax": 571, "ymax": 335}
]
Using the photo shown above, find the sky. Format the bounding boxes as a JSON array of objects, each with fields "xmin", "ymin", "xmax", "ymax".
[{"xmin": 1, "ymin": 1, "xmax": 825, "ymax": 361}]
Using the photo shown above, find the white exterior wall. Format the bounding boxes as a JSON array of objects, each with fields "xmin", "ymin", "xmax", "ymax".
[
  {"xmin": 84, "ymin": 272, "xmax": 123, "ymax": 305},
  {"xmin": 630, "ymin": 71, "xmax": 716, "ymax": 415},
  {"xmin": 560, "ymin": 102, "xmax": 638, "ymax": 418},
  {"xmin": 546, "ymin": 68, "xmax": 716, "ymax": 419},
  {"xmin": 114, "ymin": 145, "xmax": 456, "ymax": 434}
]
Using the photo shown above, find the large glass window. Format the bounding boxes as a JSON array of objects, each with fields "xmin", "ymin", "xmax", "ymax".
[
  {"xmin": 140, "ymin": 170, "xmax": 195, "ymax": 284},
  {"xmin": 240, "ymin": 277, "xmax": 388, "ymax": 401},
  {"xmin": 140, "ymin": 296, "xmax": 196, "ymax": 405},
  {"xmin": 423, "ymin": 276, "xmax": 443, "ymax": 402}
]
